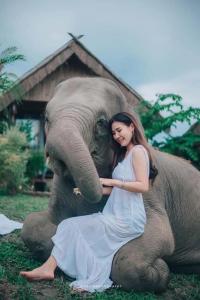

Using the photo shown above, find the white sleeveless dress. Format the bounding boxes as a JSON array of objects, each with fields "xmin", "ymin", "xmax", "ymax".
[{"xmin": 51, "ymin": 145, "xmax": 149, "ymax": 292}]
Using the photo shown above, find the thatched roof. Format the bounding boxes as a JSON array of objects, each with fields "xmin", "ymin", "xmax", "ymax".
[{"xmin": 0, "ymin": 38, "xmax": 143, "ymax": 112}]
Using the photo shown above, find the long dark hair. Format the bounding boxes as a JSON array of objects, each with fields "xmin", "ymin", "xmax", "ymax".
[{"xmin": 108, "ymin": 112, "xmax": 158, "ymax": 183}]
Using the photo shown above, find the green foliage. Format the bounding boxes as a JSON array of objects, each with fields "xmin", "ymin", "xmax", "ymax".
[
  {"xmin": 0, "ymin": 46, "xmax": 25, "ymax": 134},
  {"xmin": 0, "ymin": 108, "xmax": 11, "ymax": 133},
  {"xmin": 0, "ymin": 46, "xmax": 25, "ymax": 95},
  {"xmin": 0, "ymin": 128, "xmax": 29, "ymax": 194},
  {"xmin": 138, "ymin": 94, "xmax": 200, "ymax": 169},
  {"xmin": 17, "ymin": 119, "xmax": 34, "ymax": 143},
  {"xmin": 26, "ymin": 149, "xmax": 46, "ymax": 182},
  {"xmin": 0, "ymin": 194, "xmax": 49, "ymax": 221}
]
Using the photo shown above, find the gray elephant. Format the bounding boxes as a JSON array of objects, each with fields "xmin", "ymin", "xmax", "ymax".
[{"xmin": 22, "ymin": 77, "xmax": 200, "ymax": 292}]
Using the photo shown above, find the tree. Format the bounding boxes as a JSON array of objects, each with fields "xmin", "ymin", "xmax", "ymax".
[
  {"xmin": 0, "ymin": 127, "xmax": 29, "ymax": 194},
  {"xmin": 0, "ymin": 46, "xmax": 25, "ymax": 133},
  {"xmin": 137, "ymin": 94, "xmax": 200, "ymax": 169}
]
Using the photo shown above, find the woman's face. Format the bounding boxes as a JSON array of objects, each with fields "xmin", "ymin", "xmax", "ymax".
[{"xmin": 111, "ymin": 121, "xmax": 134, "ymax": 147}]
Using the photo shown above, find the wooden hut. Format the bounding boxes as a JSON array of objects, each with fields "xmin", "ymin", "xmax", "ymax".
[{"xmin": 0, "ymin": 37, "xmax": 143, "ymax": 148}]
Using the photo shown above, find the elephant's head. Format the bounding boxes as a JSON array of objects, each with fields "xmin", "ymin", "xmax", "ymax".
[{"xmin": 45, "ymin": 77, "xmax": 128, "ymax": 203}]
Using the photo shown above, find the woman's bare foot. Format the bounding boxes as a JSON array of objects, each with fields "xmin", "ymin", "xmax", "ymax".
[
  {"xmin": 70, "ymin": 287, "xmax": 88, "ymax": 295},
  {"xmin": 20, "ymin": 255, "xmax": 57, "ymax": 281},
  {"xmin": 20, "ymin": 266, "xmax": 54, "ymax": 281}
]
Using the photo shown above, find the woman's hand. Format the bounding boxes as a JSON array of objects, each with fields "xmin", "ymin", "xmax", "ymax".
[{"xmin": 100, "ymin": 178, "xmax": 118, "ymax": 187}]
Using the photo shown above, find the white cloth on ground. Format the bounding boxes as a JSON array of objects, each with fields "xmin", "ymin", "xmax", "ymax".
[
  {"xmin": 0, "ymin": 214, "xmax": 23, "ymax": 235},
  {"xmin": 51, "ymin": 145, "xmax": 149, "ymax": 292}
]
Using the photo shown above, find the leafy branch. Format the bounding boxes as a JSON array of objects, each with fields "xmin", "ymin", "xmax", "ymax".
[
  {"xmin": 0, "ymin": 46, "xmax": 25, "ymax": 133},
  {"xmin": 137, "ymin": 94, "xmax": 200, "ymax": 169}
]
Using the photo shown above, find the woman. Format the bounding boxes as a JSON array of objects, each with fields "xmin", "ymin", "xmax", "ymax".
[{"xmin": 20, "ymin": 112, "xmax": 157, "ymax": 293}]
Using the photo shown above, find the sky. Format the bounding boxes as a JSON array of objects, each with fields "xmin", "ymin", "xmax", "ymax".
[{"xmin": 0, "ymin": 0, "xmax": 200, "ymax": 133}]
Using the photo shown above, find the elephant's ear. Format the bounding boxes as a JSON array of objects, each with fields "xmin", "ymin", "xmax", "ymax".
[{"xmin": 95, "ymin": 117, "xmax": 109, "ymax": 139}]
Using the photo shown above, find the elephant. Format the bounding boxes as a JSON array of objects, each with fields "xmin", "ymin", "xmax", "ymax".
[{"xmin": 21, "ymin": 77, "xmax": 200, "ymax": 292}]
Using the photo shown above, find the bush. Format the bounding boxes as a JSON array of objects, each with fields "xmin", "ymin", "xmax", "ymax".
[
  {"xmin": 26, "ymin": 149, "xmax": 46, "ymax": 183},
  {"xmin": 0, "ymin": 127, "xmax": 29, "ymax": 194}
]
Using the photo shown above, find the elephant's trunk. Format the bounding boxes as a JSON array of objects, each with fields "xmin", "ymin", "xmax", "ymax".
[{"xmin": 46, "ymin": 123, "xmax": 102, "ymax": 203}]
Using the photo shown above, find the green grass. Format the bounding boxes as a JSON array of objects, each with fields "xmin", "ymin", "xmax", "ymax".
[
  {"xmin": 0, "ymin": 194, "xmax": 49, "ymax": 221},
  {"xmin": 0, "ymin": 194, "xmax": 200, "ymax": 299}
]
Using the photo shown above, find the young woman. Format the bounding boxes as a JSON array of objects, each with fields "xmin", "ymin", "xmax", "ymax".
[{"xmin": 20, "ymin": 112, "xmax": 157, "ymax": 293}]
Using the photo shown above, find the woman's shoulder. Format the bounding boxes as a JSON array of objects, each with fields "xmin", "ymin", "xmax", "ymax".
[
  {"xmin": 132, "ymin": 144, "xmax": 147, "ymax": 153},
  {"xmin": 132, "ymin": 145, "xmax": 149, "ymax": 161}
]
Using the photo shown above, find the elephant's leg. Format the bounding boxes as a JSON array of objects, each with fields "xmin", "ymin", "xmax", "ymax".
[
  {"xmin": 169, "ymin": 263, "xmax": 200, "ymax": 274},
  {"xmin": 166, "ymin": 239, "xmax": 200, "ymax": 274},
  {"xmin": 167, "ymin": 251, "xmax": 200, "ymax": 274},
  {"xmin": 21, "ymin": 174, "xmax": 76, "ymax": 259},
  {"xmin": 21, "ymin": 210, "xmax": 57, "ymax": 260},
  {"xmin": 49, "ymin": 174, "xmax": 77, "ymax": 224},
  {"xmin": 49, "ymin": 174, "xmax": 106, "ymax": 223},
  {"xmin": 111, "ymin": 212, "xmax": 175, "ymax": 292}
]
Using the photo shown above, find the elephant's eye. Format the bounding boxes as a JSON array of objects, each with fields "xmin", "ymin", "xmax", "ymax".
[{"xmin": 91, "ymin": 150, "xmax": 97, "ymax": 157}]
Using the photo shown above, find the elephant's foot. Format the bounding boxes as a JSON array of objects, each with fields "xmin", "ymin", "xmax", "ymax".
[
  {"xmin": 112, "ymin": 257, "xmax": 170, "ymax": 293},
  {"xmin": 21, "ymin": 210, "xmax": 57, "ymax": 260}
]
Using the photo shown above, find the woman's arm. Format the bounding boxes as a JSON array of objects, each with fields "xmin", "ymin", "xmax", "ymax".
[
  {"xmin": 102, "ymin": 187, "xmax": 113, "ymax": 195},
  {"xmin": 73, "ymin": 186, "xmax": 112, "ymax": 196},
  {"xmin": 100, "ymin": 147, "xmax": 149, "ymax": 193}
]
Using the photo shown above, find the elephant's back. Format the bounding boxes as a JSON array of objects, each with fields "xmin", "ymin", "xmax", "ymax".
[{"xmin": 153, "ymin": 150, "xmax": 200, "ymax": 191}]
